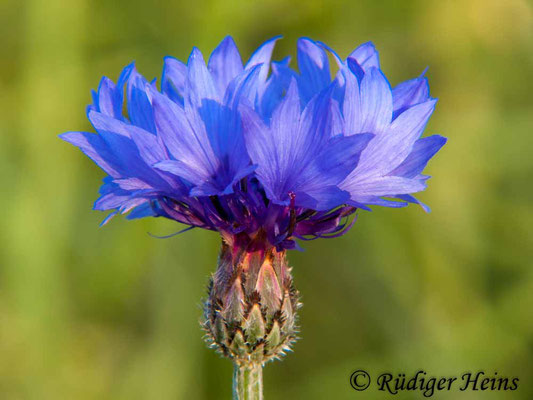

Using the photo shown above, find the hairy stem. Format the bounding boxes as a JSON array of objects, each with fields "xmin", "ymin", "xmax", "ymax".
[{"xmin": 233, "ymin": 362, "xmax": 263, "ymax": 400}]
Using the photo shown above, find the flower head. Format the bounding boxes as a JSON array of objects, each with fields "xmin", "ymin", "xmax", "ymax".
[{"xmin": 61, "ymin": 36, "xmax": 446, "ymax": 251}]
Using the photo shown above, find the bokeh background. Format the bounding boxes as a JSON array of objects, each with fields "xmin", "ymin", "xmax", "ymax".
[{"xmin": 1, "ymin": 0, "xmax": 532, "ymax": 399}]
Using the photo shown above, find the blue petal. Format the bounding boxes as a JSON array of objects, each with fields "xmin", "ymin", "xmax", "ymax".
[
  {"xmin": 162, "ymin": 56, "xmax": 187, "ymax": 104},
  {"xmin": 294, "ymin": 186, "xmax": 350, "ymax": 210},
  {"xmin": 347, "ymin": 176, "xmax": 426, "ymax": 198},
  {"xmin": 88, "ymin": 111, "xmax": 175, "ymax": 189},
  {"xmin": 113, "ymin": 178, "xmax": 153, "ymax": 190},
  {"xmin": 293, "ymin": 133, "xmax": 373, "ymax": 210},
  {"xmin": 94, "ymin": 191, "xmax": 131, "ymax": 211},
  {"xmin": 260, "ymin": 57, "xmax": 297, "ymax": 119},
  {"xmin": 296, "ymin": 85, "xmax": 342, "ymax": 154},
  {"xmin": 190, "ymin": 164, "xmax": 256, "ymax": 197},
  {"xmin": 349, "ymin": 196, "xmax": 408, "ymax": 209},
  {"xmin": 346, "ymin": 57, "xmax": 365, "ymax": 83},
  {"xmin": 88, "ymin": 109, "xmax": 131, "ymax": 138},
  {"xmin": 100, "ymin": 210, "xmax": 119, "ymax": 226},
  {"xmin": 151, "ymin": 88, "xmax": 251, "ymax": 195},
  {"xmin": 312, "ymin": 133, "xmax": 374, "ymax": 184},
  {"xmin": 95, "ymin": 77, "xmax": 117, "ymax": 117},
  {"xmin": 198, "ymin": 101, "xmax": 253, "ymax": 191},
  {"xmin": 245, "ymin": 36, "xmax": 281, "ymax": 88},
  {"xmin": 127, "ymin": 69, "xmax": 156, "ymax": 133},
  {"xmin": 241, "ymin": 81, "xmax": 302, "ymax": 201},
  {"xmin": 126, "ymin": 201, "xmax": 158, "ymax": 220},
  {"xmin": 389, "ymin": 134, "xmax": 447, "ymax": 178},
  {"xmin": 392, "ymin": 72, "xmax": 431, "ymax": 119},
  {"xmin": 208, "ymin": 36, "xmax": 243, "ymax": 97},
  {"xmin": 148, "ymin": 89, "xmax": 196, "ymax": 163},
  {"xmin": 90, "ymin": 63, "xmax": 134, "ymax": 119},
  {"xmin": 59, "ymin": 131, "xmax": 122, "ymax": 178},
  {"xmin": 348, "ymin": 42, "xmax": 380, "ymax": 70},
  {"xmin": 154, "ymin": 159, "xmax": 210, "ymax": 187},
  {"xmin": 127, "ymin": 123, "xmax": 168, "ymax": 166},
  {"xmin": 240, "ymin": 100, "xmax": 292, "ymax": 202},
  {"xmin": 342, "ymin": 64, "xmax": 362, "ymax": 135},
  {"xmin": 150, "ymin": 89, "xmax": 218, "ymax": 183},
  {"xmin": 396, "ymin": 194, "xmax": 431, "ymax": 212},
  {"xmin": 116, "ymin": 63, "xmax": 135, "ymax": 98},
  {"xmin": 120, "ymin": 197, "xmax": 153, "ymax": 214},
  {"xmin": 187, "ymin": 47, "xmax": 219, "ymax": 107},
  {"xmin": 223, "ymin": 64, "xmax": 262, "ymax": 108},
  {"xmin": 98, "ymin": 176, "xmax": 119, "ymax": 195},
  {"xmin": 297, "ymin": 38, "xmax": 330, "ymax": 103},
  {"xmin": 353, "ymin": 99, "xmax": 437, "ymax": 177},
  {"xmin": 359, "ymin": 67, "xmax": 393, "ymax": 134},
  {"xmin": 315, "ymin": 40, "xmax": 343, "ymax": 67},
  {"xmin": 91, "ymin": 111, "xmax": 165, "ymax": 168}
]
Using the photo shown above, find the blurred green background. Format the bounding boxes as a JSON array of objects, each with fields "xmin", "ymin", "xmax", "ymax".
[{"xmin": 1, "ymin": 0, "xmax": 532, "ymax": 399}]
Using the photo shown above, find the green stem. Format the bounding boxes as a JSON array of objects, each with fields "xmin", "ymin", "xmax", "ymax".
[{"xmin": 233, "ymin": 362, "xmax": 263, "ymax": 400}]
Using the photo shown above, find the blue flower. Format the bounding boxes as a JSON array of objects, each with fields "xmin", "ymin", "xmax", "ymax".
[{"xmin": 60, "ymin": 36, "xmax": 446, "ymax": 250}]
